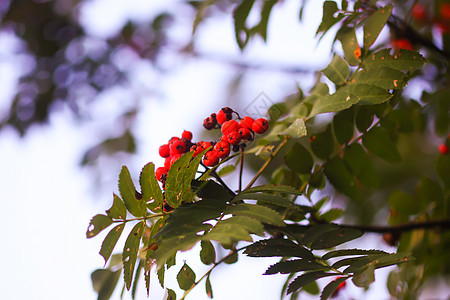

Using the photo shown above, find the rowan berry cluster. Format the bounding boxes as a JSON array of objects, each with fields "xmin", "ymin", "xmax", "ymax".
[{"xmin": 154, "ymin": 107, "xmax": 269, "ymax": 188}]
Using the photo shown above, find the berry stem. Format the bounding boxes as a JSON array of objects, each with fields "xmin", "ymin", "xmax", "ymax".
[
  {"xmin": 243, "ymin": 137, "xmax": 289, "ymax": 191},
  {"xmin": 238, "ymin": 150, "xmax": 244, "ymax": 193}
]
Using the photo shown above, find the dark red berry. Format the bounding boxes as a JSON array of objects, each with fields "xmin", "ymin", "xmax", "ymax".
[
  {"xmin": 214, "ymin": 141, "xmax": 231, "ymax": 159},
  {"xmin": 439, "ymin": 144, "xmax": 448, "ymax": 155},
  {"xmin": 159, "ymin": 144, "xmax": 170, "ymax": 158},
  {"xmin": 169, "ymin": 139, "xmax": 187, "ymax": 155},
  {"xmin": 181, "ymin": 130, "xmax": 193, "ymax": 141},
  {"xmin": 252, "ymin": 118, "xmax": 269, "ymax": 134},
  {"xmin": 239, "ymin": 116, "xmax": 254, "ymax": 130},
  {"xmin": 227, "ymin": 131, "xmax": 242, "ymax": 145},
  {"xmin": 203, "ymin": 151, "xmax": 220, "ymax": 167},
  {"xmin": 238, "ymin": 127, "xmax": 253, "ymax": 140},
  {"xmin": 221, "ymin": 120, "xmax": 240, "ymax": 136},
  {"xmin": 155, "ymin": 167, "xmax": 169, "ymax": 182},
  {"xmin": 203, "ymin": 113, "xmax": 217, "ymax": 130}
]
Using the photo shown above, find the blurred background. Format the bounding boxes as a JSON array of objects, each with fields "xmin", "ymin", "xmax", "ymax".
[{"xmin": 1, "ymin": 0, "xmax": 446, "ymax": 299}]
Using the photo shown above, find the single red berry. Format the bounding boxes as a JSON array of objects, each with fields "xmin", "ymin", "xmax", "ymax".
[
  {"xmin": 203, "ymin": 151, "xmax": 220, "ymax": 167},
  {"xmin": 190, "ymin": 144, "xmax": 203, "ymax": 157},
  {"xmin": 252, "ymin": 118, "xmax": 269, "ymax": 134},
  {"xmin": 168, "ymin": 137, "xmax": 180, "ymax": 144},
  {"xmin": 159, "ymin": 144, "xmax": 170, "ymax": 158},
  {"xmin": 227, "ymin": 131, "xmax": 242, "ymax": 145},
  {"xmin": 214, "ymin": 140, "xmax": 231, "ymax": 159},
  {"xmin": 439, "ymin": 144, "xmax": 448, "ymax": 155},
  {"xmin": 239, "ymin": 116, "xmax": 254, "ymax": 130},
  {"xmin": 170, "ymin": 154, "xmax": 182, "ymax": 167},
  {"xmin": 164, "ymin": 157, "xmax": 172, "ymax": 169},
  {"xmin": 238, "ymin": 127, "xmax": 253, "ymax": 140},
  {"xmin": 169, "ymin": 139, "xmax": 187, "ymax": 155},
  {"xmin": 181, "ymin": 130, "xmax": 193, "ymax": 141},
  {"xmin": 412, "ymin": 4, "xmax": 426, "ymax": 21},
  {"xmin": 155, "ymin": 167, "xmax": 169, "ymax": 182},
  {"xmin": 200, "ymin": 141, "xmax": 213, "ymax": 150},
  {"xmin": 391, "ymin": 38, "xmax": 413, "ymax": 51},
  {"xmin": 216, "ymin": 109, "xmax": 232, "ymax": 125},
  {"xmin": 221, "ymin": 119, "xmax": 240, "ymax": 136},
  {"xmin": 441, "ymin": 3, "xmax": 450, "ymax": 20},
  {"xmin": 203, "ymin": 114, "xmax": 217, "ymax": 130}
]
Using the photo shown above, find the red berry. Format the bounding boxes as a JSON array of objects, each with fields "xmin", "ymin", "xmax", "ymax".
[
  {"xmin": 221, "ymin": 120, "xmax": 240, "ymax": 136},
  {"xmin": 169, "ymin": 139, "xmax": 187, "ymax": 155},
  {"xmin": 227, "ymin": 131, "xmax": 242, "ymax": 145},
  {"xmin": 159, "ymin": 144, "xmax": 170, "ymax": 158},
  {"xmin": 155, "ymin": 167, "xmax": 169, "ymax": 182},
  {"xmin": 190, "ymin": 144, "xmax": 203, "ymax": 157},
  {"xmin": 239, "ymin": 116, "xmax": 254, "ymax": 130},
  {"xmin": 441, "ymin": 3, "xmax": 450, "ymax": 20},
  {"xmin": 214, "ymin": 141, "xmax": 231, "ymax": 159},
  {"xmin": 181, "ymin": 130, "xmax": 193, "ymax": 141},
  {"xmin": 203, "ymin": 113, "xmax": 217, "ymax": 130},
  {"xmin": 203, "ymin": 151, "xmax": 220, "ymax": 167},
  {"xmin": 252, "ymin": 118, "xmax": 269, "ymax": 134},
  {"xmin": 412, "ymin": 4, "xmax": 426, "ymax": 21},
  {"xmin": 200, "ymin": 141, "xmax": 213, "ymax": 150},
  {"xmin": 168, "ymin": 137, "xmax": 179, "ymax": 144},
  {"xmin": 391, "ymin": 38, "xmax": 413, "ymax": 51},
  {"xmin": 164, "ymin": 157, "xmax": 171, "ymax": 169},
  {"xmin": 439, "ymin": 144, "xmax": 448, "ymax": 155},
  {"xmin": 170, "ymin": 154, "xmax": 182, "ymax": 167},
  {"xmin": 238, "ymin": 127, "xmax": 253, "ymax": 140}
]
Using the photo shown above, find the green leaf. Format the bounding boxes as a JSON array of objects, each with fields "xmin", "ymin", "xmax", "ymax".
[
  {"xmin": 119, "ymin": 166, "xmax": 146, "ymax": 217},
  {"xmin": 436, "ymin": 154, "xmax": 450, "ymax": 188},
  {"xmin": 123, "ymin": 221, "xmax": 145, "ymax": 290},
  {"xmin": 348, "ymin": 84, "xmax": 393, "ymax": 105},
  {"xmin": 157, "ymin": 264, "xmax": 165, "ymax": 288},
  {"xmin": 131, "ymin": 260, "xmax": 143, "ymax": 299},
  {"xmin": 153, "ymin": 233, "xmax": 202, "ymax": 268},
  {"xmin": 242, "ymin": 184, "xmax": 302, "ymax": 195},
  {"xmin": 311, "ymin": 125, "xmax": 335, "ymax": 160},
  {"xmin": 310, "ymin": 228, "xmax": 364, "ymax": 250},
  {"xmin": 322, "ymin": 249, "xmax": 388, "ymax": 260},
  {"xmin": 324, "ymin": 157, "xmax": 360, "ymax": 199},
  {"xmin": 166, "ymin": 288, "xmax": 176, "ymax": 300},
  {"xmin": 288, "ymin": 272, "xmax": 335, "ymax": 295},
  {"xmin": 279, "ymin": 118, "xmax": 307, "ymax": 139},
  {"xmin": 362, "ymin": 126, "xmax": 401, "ymax": 162},
  {"xmin": 206, "ymin": 274, "xmax": 213, "ymax": 298},
  {"xmin": 338, "ymin": 27, "xmax": 360, "ymax": 66},
  {"xmin": 310, "ymin": 88, "xmax": 359, "ymax": 117},
  {"xmin": 200, "ymin": 240, "xmax": 216, "ymax": 265},
  {"xmin": 302, "ymin": 223, "xmax": 338, "ymax": 244},
  {"xmin": 302, "ymin": 281, "xmax": 320, "ymax": 295},
  {"xmin": 320, "ymin": 208, "xmax": 344, "ymax": 222},
  {"xmin": 106, "ymin": 194, "xmax": 127, "ymax": 220},
  {"xmin": 355, "ymin": 105, "xmax": 375, "ymax": 132},
  {"xmin": 322, "ymin": 55, "xmax": 350, "ymax": 85},
  {"xmin": 264, "ymin": 259, "xmax": 325, "ymax": 275},
  {"xmin": 316, "ymin": 1, "xmax": 341, "ymax": 36},
  {"xmin": 87, "ymin": 214, "xmax": 113, "ymax": 238},
  {"xmin": 285, "ymin": 142, "xmax": 314, "ymax": 174},
  {"xmin": 333, "ymin": 108, "xmax": 355, "ymax": 145},
  {"xmin": 233, "ymin": 0, "xmax": 255, "ymax": 49},
  {"xmin": 225, "ymin": 203, "xmax": 285, "ymax": 226},
  {"xmin": 140, "ymin": 163, "xmax": 164, "ymax": 212},
  {"xmin": 388, "ymin": 190, "xmax": 418, "ymax": 215},
  {"xmin": 205, "ymin": 222, "xmax": 253, "ymax": 244},
  {"xmin": 234, "ymin": 192, "xmax": 292, "ymax": 208},
  {"xmin": 320, "ymin": 277, "xmax": 347, "ymax": 300},
  {"xmin": 91, "ymin": 269, "xmax": 121, "ymax": 300},
  {"xmin": 251, "ymin": 0, "xmax": 277, "ymax": 41},
  {"xmin": 343, "ymin": 143, "xmax": 380, "ymax": 188},
  {"xmin": 363, "ymin": 5, "xmax": 392, "ymax": 49},
  {"xmin": 353, "ymin": 67, "xmax": 406, "ymax": 90},
  {"xmin": 363, "ymin": 49, "xmax": 427, "ymax": 72},
  {"xmin": 177, "ymin": 263, "xmax": 196, "ymax": 291},
  {"xmin": 352, "ymin": 264, "xmax": 375, "ymax": 287},
  {"xmin": 165, "ymin": 151, "xmax": 197, "ymax": 207},
  {"xmin": 100, "ymin": 223, "xmax": 125, "ymax": 265},
  {"xmin": 219, "ymin": 215, "xmax": 265, "ymax": 235},
  {"xmin": 244, "ymin": 238, "xmax": 316, "ymax": 261},
  {"xmin": 223, "ymin": 250, "xmax": 239, "ymax": 264}
]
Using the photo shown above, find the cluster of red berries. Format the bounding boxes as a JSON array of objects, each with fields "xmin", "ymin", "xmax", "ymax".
[
  {"xmin": 154, "ymin": 107, "xmax": 269, "ymax": 188},
  {"xmin": 200, "ymin": 107, "xmax": 269, "ymax": 167}
]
